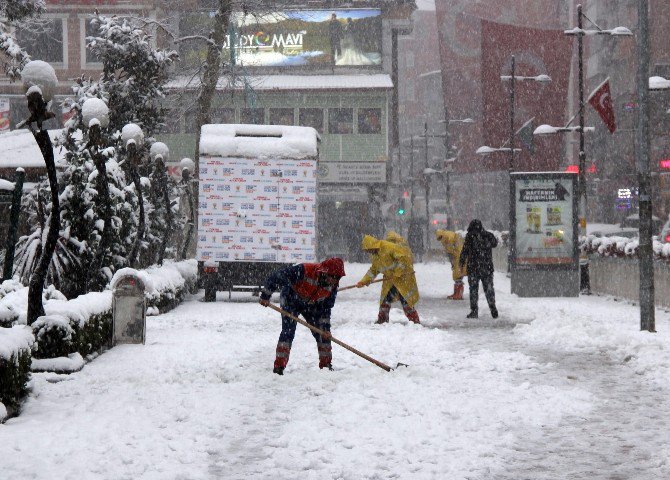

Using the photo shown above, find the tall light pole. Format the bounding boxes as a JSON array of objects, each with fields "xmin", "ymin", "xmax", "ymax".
[
  {"xmin": 637, "ymin": 1, "xmax": 654, "ymax": 332},
  {"xmin": 564, "ymin": 4, "xmax": 633, "ymax": 294},
  {"xmin": 480, "ymin": 62, "xmax": 550, "ymax": 272}
]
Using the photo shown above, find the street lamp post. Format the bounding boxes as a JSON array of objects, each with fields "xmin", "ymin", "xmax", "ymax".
[
  {"xmin": 564, "ymin": 4, "xmax": 633, "ymax": 294},
  {"xmin": 479, "ymin": 62, "xmax": 550, "ymax": 273}
]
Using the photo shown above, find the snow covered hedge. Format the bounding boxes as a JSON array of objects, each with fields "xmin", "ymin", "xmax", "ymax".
[
  {"xmin": 580, "ymin": 235, "xmax": 670, "ymax": 260},
  {"xmin": 0, "ymin": 326, "xmax": 34, "ymax": 420},
  {"xmin": 0, "ymin": 259, "xmax": 198, "ymax": 361}
]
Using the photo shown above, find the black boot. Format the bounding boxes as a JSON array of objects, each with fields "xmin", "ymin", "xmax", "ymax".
[
  {"xmin": 466, "ymin": 310, "xmax": 478, "ymax": 319},
  {"xmin": 273, "ymin": 366, "xmax": 284, "ymax": 375},
  {"xmin": 490, "ymin": 306, "xmax": 498, "ymax": 319}
]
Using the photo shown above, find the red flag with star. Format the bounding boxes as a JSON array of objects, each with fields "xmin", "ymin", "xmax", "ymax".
[{"xmin": 588, "ymin": 78, "xmax": 616, "ymax": 134}]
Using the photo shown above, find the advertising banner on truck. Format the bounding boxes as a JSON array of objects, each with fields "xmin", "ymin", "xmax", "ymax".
[
  {"xmin": 513, "ymin": 173, "xmax": 577, "ymax": 266},
  {"xmin": 197, "ymin": 157, "xmax": 317, "ymax": 264}
]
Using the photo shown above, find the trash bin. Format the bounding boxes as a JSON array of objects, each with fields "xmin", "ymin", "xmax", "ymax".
[{"xmin": 112, "ymin": 274, "xmax": 146, "ymax": 345}]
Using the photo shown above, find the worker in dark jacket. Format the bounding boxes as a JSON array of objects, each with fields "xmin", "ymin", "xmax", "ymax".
[
  {"xmin": 459, "ymin": 219, "xmax": 498, "ymax": 319},
  {"xmin": 260, "ymin": 258, "xmax": 346, "ymax": 375}
]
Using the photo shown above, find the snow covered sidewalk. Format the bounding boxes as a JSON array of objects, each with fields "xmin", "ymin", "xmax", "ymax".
[{"xmin": 1, "ymin": 263, "xmax": 670, "ymax": 479}]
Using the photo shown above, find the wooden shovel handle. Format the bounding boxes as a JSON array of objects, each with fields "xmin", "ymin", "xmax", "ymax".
[
  {"xmin": 265, "ymin": 302, "xmax": 392, "ymax": 372},
  {"xmin": 338, "ymin": 278, "xmax": 384, "ymax": 291}
]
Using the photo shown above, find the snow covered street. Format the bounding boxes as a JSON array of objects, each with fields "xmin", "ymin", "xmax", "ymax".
[{"xmin": 3, "ymin": 262, "xmax": 670, "ymax": 480}]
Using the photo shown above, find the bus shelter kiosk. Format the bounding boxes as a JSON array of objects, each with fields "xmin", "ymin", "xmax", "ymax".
[{"xmin": 510, "ymin": 172, "xmax": 579, "ymax": 297}]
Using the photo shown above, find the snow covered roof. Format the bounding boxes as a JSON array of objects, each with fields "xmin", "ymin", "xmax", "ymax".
[
  {"xmin": 199, "ymin": 124, "xmax": 319, "ymax": 159},
  {"xmin": 167, "ymin": 74, "xmax": 393, "ymax": 92},
  {"xmin": 0, "ymin": 129, "xmax": 66, "ymax": 169}
]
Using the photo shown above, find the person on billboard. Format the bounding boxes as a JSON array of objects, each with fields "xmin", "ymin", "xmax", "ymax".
[
  {"xmin": 356, "ymin": 235, "xmax": 421, "ymax": 325},
  {"xmin": 336, "ymin": 16, "xmax": 379, "ymax": 66},
  {"xmin": 259, "ymin": 258, "xmax": 346, "ymax": 375},
  {"xmin": 329, "ymin": 13, "xmax": 343, "ymax": 62},
  {"xmin": 435, "ymin": 230, "xmax": 467, "ymax": 300},
  {"xmin": 459, "ymin": 219, "xmax": 498, "ymax": 319}
]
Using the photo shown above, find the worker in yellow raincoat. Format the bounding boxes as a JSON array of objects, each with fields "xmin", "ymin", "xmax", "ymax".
[
  {"xmin": 385, "ymin": 231, "xmax": 413, "ymax": 260},
  {"xmin": 356, "ymin": 234, "xmax": 420, "ymax": 325},
  {"xmin": 436, "ymin": 229, "xmax": 467, "ymax": 300}
]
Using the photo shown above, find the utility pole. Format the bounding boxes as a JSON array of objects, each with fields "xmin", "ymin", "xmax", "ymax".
[
  {"xmin": 424, "ymin": 121, "xmax": 430, "ymax": 245},
  {"xmin": 508, "ymin": 55, "xmax": 516, "ymax": 274},
  {"xmin": 637, "ymin": 0, "xmax": 655, "ymax": 332},
  {"xmin": 577, "ymin": 4, "xmax": 591, "ymax": 294}
]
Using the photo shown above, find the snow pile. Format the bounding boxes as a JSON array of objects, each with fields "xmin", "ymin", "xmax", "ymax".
[
  {"xmin": 121, "ymin": 123, "xmax": 144, "ymax": 148},
  {"xmin": 46, "ymin": 291, "xmax": 113, "ymax": 328},
  {"xmin": 0, "ymin": 128, "xmax": 67, "ymax": 168},
  {"xmin": 149, "ymin": 141, "xmax": 169, "ymax": 161},
  {"xmin": 21, "ymin": 60, "xmax": 58, "ymax": 102},
  {"xmin": 32, "ymin": 352, "xmax": 84, "ymax": 373},
  {"xmin": 200, "ymin": 124, "xmax": 319, "ymax": 159},
  {"xmin": 82, "ymin": 98, "xmax": 110, "ymax": 128},
  {"xmin": 0, "ymin": 325, "xmax": 34, "ymax": 361}
]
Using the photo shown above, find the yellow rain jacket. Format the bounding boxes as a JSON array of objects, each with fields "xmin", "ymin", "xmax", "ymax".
[
  {"xmin": 385, "ymin": 231, "xmax": 413, "ymax": 261},
  {"xmin": 436, "ymin": 229, "xmax": 467, "ymax": 281},
  {"xmin": 360, "ymin": 235, "xmax": 419, "ymax": 307}
]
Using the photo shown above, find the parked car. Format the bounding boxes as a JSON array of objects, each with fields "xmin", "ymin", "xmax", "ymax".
[
  {"xmin": 660, "ymin": 215, "xmax": 670, "ymax": 243},
  {"xmin": 587, "ymin": 223, "xmax": 639, "ymax": 239},
  {"xmin": 620, "ymin": 214, "xmax": 662, "ymax": 234}
]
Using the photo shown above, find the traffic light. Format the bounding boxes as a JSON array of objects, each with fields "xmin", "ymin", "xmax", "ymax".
[{"xmin": 397, "ymin": 193, "xmax": 409, "ymax": 215}]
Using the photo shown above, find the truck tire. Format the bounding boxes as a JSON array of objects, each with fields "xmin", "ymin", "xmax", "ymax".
[{"xmin": 204, "ymin": 287, "xmax": 216, "ymax": 302}]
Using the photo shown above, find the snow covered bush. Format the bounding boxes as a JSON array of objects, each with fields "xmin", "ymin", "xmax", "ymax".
[
  {"xmin": 0, "ymin": 325, "xmax": 34, "ymax": 418},
  {"xmin": 31, "ymin": 314, "xmax": 74, "ymax": 359}
]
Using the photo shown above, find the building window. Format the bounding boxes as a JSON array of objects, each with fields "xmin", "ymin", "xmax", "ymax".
[
  {"xmin": 358, "ymin": 108, "xmax": 382, "ymax": 134},
  {"xmin": 299, "ymin": 108, "xmax": 324, "ymax": 133},
  {"xmin": 212, "ymin": 108, "xmax": 235, "ymax": 124},
  {"xmin": 328, "ymin": 108, "xmax": 353, "ymax": 134},
  {"xmin": 84, "ymin": 18, "xmax": 103, "ymax": 65},
  {"xmin": 15, "ymin": 18, "xmax": 65, "ymax": 64},
  {"xmin": 240, "ymin": 108, "xmax": 265, "ymax": 125},
  {"xmin": 269, "ymin": 108, "xmax": 294, "ymax": 126}
]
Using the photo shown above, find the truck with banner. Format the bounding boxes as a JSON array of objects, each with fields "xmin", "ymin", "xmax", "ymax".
[
  {"xmin": 510, "ymin": 172, "xmax": 579, "ymax": 297},
  {"xmin": 197, "ymin": 124, "xmax": 319, "ymax": 301}
]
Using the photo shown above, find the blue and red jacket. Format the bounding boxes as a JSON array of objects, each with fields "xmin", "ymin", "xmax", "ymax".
[{"xmin": 261, "ymin": 263, "xmax": 338, "ymax": 314}]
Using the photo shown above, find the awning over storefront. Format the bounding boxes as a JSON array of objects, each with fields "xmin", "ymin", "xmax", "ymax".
[{"xmin": 167, "ymin": 74, "xmax": 394, "ymax": 92}]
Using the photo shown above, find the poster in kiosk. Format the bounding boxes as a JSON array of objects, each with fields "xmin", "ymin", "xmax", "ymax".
[{"xmin": 510, "ymin": 172, "xmax": 579, "ymax": 297}]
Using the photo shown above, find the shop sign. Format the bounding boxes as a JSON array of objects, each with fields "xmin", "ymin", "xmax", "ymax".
[
  {"xmin": 318, "ymin": 185, "xmax": 369, "ymax": 202},
  {"xmin": 317, "ymin": 162, "xmax": 386, "ymax": 184}
]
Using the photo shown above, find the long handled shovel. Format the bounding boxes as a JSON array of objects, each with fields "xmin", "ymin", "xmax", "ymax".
[
  {"xmin": 338, "ymin": 271, "xmax": 416, "ymax": 292},
  {"xmin": 338, "ymin": 278, "xmax": 384, "ymax": 292},
  {"xmin": 264, "ymin": 302, "xmax": 395, "ymax": 372}
]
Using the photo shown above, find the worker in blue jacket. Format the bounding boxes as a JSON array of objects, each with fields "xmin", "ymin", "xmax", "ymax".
[{"xmin": 260, "ymin": 258, "xmax": 346, "ymax": 375}]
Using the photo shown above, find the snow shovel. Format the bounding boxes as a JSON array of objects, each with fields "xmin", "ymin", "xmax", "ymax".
[
  {"xmin": 264, "ymin": 302, "xmax": 396, "ymax": 372},
  {"xmin": 338, "ymin": 278, "xmax": 384, "ymax": 292},
  {"xmin": 338, "ymin": 271, "xmax": 416, "ymax": 292}
]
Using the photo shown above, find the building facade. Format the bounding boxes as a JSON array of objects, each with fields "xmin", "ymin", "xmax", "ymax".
[{"xmin": 583, "ymin": 0, "xmax": 670, "ymax": 224}]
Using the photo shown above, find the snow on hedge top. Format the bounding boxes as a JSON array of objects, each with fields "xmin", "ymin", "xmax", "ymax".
[
  {"xmin": 0, "ymin": 179, "xmax": 14, "ymax": 191},
  {"xmin": 199, "ymin": 124, "xmax": 319, "ymax": 159},
  {"xmin": 0, "ymin": 325, "xmax": 34, "ymax": 360},
  {"xmin": 0, "ymin": 129, "xmax": 66, "ymax": 168}
]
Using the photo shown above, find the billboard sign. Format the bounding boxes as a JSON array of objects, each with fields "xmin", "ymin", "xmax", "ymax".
[
  {"xmin": 512, "ymin": 173, "xmax": 578, "ymax": 266},
  {"xmin": 226, "ymin": 9, "xmax": 382, "ymax": 67}
]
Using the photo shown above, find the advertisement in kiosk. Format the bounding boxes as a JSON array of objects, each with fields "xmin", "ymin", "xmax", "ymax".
[{"xmin": 515, "ymin": 176, "xmax": 575, "ymax": 265}]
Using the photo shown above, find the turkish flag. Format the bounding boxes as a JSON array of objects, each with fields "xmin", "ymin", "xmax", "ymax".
[{"xmin": 588, "ymin": 79, "xmax": 616, "ymax": 134}]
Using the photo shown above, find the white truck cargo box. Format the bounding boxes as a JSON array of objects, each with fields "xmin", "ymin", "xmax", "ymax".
[{"xmin": 197, "ymin": 124, "xmax": 319, "ymax": 266}]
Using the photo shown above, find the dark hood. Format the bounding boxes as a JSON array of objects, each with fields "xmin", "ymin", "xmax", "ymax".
[{"xmin": 467, "ymin": 219, "xmax": 484, "ymax": 233}]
